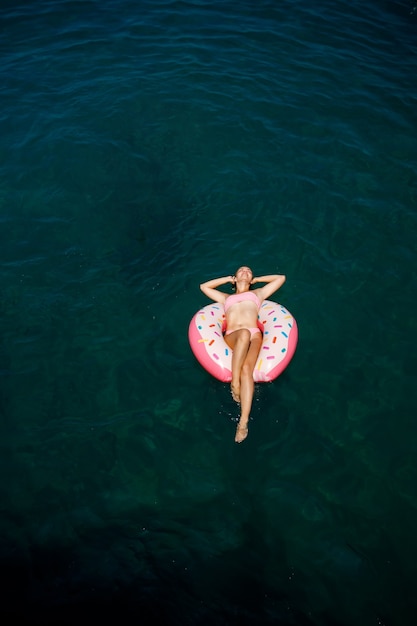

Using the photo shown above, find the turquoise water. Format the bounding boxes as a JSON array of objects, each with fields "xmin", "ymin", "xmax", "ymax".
[{"xmin": 1, "ymin": 1, "xmax": 417, "ymax": 624}]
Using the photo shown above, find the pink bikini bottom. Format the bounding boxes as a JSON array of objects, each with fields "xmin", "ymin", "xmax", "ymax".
[{"xmin": 224, "ymin": 327, "xmax": 261, "ymax": 339}]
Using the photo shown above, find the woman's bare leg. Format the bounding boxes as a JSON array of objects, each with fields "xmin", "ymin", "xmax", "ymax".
[
  {"xmin": 225, "ymin": 329, "xmax": 251, "ymax": 403},
  {"xmin": 235, "ymin": 333, "xmax": 262, "ymax": 443}
]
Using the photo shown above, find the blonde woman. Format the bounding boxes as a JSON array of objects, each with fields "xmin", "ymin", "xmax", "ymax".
[{"xmin": 200, "ymin": 267, "xmax": 286, "ymax": 443}]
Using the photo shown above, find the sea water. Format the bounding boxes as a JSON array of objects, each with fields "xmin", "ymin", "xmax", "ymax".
[{"xmin": 1, "ymin": 1, "xmax": 417, "ymax": 624}]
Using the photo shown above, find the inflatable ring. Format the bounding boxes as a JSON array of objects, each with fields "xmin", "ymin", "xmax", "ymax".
[{"xmin": 188, "ymin": 300, "xmax": 298, "ymax": 382}]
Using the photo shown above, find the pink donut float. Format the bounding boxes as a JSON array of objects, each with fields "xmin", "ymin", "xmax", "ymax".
[{"xmin": 188, "ymin": 300, "xmax": 298, "ymax": 382}]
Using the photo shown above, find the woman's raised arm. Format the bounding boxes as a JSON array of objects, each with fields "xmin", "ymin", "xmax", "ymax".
[
  {"xmin": 253, "ymin": 274, "xmax": 286, "ymax": 300},
  {"xmin": 200, "ymin": 276, "xmax": 234, "ymax": 304}
]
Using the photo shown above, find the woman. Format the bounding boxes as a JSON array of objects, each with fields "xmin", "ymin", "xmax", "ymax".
[{"xmin": 200, "ymin": 267, "xmax": 286, "ymax": 443}]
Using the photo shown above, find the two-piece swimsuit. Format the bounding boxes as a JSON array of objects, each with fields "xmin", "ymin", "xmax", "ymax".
[{"xmin": 224, "ymin": 291, "xmax": 262, "ymax": 338}]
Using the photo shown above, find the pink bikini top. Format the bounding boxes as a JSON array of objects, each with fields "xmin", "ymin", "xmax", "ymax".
[{"xmin": 224, "ymin": 291, "xmax": 261, "ymax": 313}]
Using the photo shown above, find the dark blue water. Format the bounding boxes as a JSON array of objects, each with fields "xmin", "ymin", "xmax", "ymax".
[{"xmin": 1, "ymin": 1, "xmax": 417, "ymax": 624}]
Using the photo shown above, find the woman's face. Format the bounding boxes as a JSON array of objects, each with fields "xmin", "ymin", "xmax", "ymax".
[{"xmin": 235, "ymin": 266, "xmax": 253, "ymax": 281}]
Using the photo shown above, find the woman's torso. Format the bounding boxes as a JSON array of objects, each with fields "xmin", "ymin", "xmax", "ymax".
[{"xmin": 224, "ymin": 290, "xmax": 262, "ymax": 331}]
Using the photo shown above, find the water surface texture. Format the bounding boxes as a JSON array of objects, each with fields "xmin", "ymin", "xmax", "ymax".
[{"xmin": 1, "ymin": 1, "xmax": 417, "ymax": 624}]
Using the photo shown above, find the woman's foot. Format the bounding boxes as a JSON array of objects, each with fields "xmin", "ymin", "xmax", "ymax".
[
  {"xmin": 235, "ymin": 422, "xmax": 248, "ymax": 443},
  {"xmin": 231, "ymin": 382, "xmax": 240, "ymax": 403}
]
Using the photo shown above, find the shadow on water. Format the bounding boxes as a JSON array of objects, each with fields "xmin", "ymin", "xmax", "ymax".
[{"xmin": 0, "ymin": 515, "xmax": 330, "ymax": 626}]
